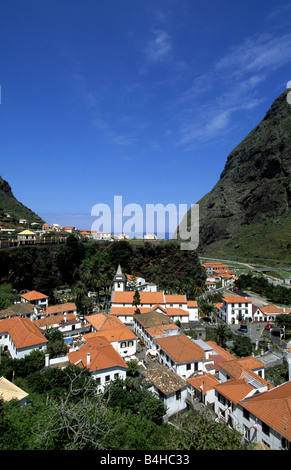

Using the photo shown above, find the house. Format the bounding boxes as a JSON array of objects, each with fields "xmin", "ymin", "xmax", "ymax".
[
  {"xmin": 133, "ymin": 307, "xmax": 179, "ymax": 351},
  {"xmin": 140, "ymin": 364, "xmax": 188, "ymax": 418},
  {"xmin": 237, "ymin": 380, "xmax": 291, "ymax": 450},
  {"xmin": 187, "ymin": 372, "xmax": 220, "ymax": 410},
  {"xmin": 187, "ymin": 301, "xmax": 199, "ymax": 321},
  {"xmin": 0, "ymin": 376, "xmax": 29, "ymax": 405},
  {"xmin": 154, "ymin": 334, "xmax": 206, "ymax": 379},
  {"xmin": 111, "ymin": 290, "xmax": 192, "ymax": 325},
  {"xmin": 144, "ymin": 233, "xmax": 157, "ymax": 240},
  {"xmin": 83, "ymin": 312, "xmax": 137, "ymax": 358},
  {"xmin": 126, "ymin": 274, "xmax": 157, "ymax": 292},
  {"xmin": 43, "ymin": 302, "xmax": 77, "ymax": 317},
  {"xmin": 93, "ymin": 231, "xmax": 112, "ymax": 241},
  {"xmin": 213, "ymin": 372, "xmax": 291, "ymax": 450},
  {"xmin": 205, "ymin": 340, "xmax": 236, "ymax": 373},
  {"xmin": 0, "ymin": 302, "xmax": 35, "ymax": 321},
  {"xmin": 217, "ymin": 295, "xmax": 252, "ymax": 325},
  {"xmin": 68, "ymin": 336, "xmax": 127, "ymax": 392},
  {"xmin": 62, "ymin": 226, "xmax": 76, "ymax": 233},
  {"xmin": 0, "ymin": 317, "xmax": 48, "ymax": 359},
  {"xmin": 218, "ymin": 356, "xmax": 266, "ymax": 382},
  {"xmin": 17, "ymin": 230, "xmax": 36, "ymax": 245},
  {"xmin": 33, "ymin": 312, "xmax": 83, "ymax": 338},
  {"xmin": 259, "ymin": 304, "xmax": 288, "ymax": 322},
  {"xmin": 214, "ymin": 372, "xmax": 274, "ymax": 433},
  {"xmin": 20, "ymin": 290, "xmax": 49, "ymax": 309}
]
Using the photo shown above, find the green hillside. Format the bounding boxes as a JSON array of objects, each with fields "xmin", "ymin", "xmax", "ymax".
[
  {"xmin": 177, "ymin": 90, "xmax": 291, "ymax": 266},
  {"xmin": 0, "ymin": 177, "xmax": 44, "ymax": 230}
]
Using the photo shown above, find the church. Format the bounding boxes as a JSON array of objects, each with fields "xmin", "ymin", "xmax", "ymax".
[{"xmin": 110, "ymin": 265, "xmax": 199, "ymax": 325}]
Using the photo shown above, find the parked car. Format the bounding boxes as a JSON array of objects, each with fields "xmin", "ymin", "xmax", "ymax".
[{"xmin": 264, "ymin": 324, "xmax": 272, "ymax": 330}]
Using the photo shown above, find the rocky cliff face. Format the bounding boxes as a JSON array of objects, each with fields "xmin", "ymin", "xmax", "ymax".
[
  {"xmin": 0, "ymin": 176, "xmax": 44, "ymax": 228},
  {"xmin": 178, "ymin": 90, "xmax": 291, "ymax": 264}
]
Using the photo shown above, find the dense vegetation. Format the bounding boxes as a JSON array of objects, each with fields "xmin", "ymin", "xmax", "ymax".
[
  {"xmin": 235, "ymin": 272, "xmax": 291, "ymax": 305},
  {"xmin": 0, "ymin": 349, "xmax": 249, "ymax": 450},
  {"xmin": 0, "ymin": 237, "xmax": 206, "ymax": 308}
]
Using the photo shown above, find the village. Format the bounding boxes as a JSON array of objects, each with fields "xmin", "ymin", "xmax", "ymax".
[{"xmin": 0, "ymin": 253, "xmax": 291, "ymax": 451}]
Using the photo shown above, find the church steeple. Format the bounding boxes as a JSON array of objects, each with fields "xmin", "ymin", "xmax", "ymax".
[{"xmin": 113, "ymin": 265, "xmax": 126, "ymax": 291}]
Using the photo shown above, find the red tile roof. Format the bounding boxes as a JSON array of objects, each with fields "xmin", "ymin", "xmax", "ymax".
[
  {"xmin": 68, "ymin": 336, "xmax": 127, "ymax": 372},
  {"xmin": 155, "ymin": 334, "xmax": 205, "ymax": 364},
  {"xmin": 0, "ymin": 317, "xmax": 48, "ymax": 349},
  {"xmin": 21, "ymin": 290, "xmax": 48, "ymax": 301},
  {"xmin": 112, "ymin": 291, "xmax": 165, "ymax": 304},
  {"xmin": 241, "ymin": 381, "xmax": 291, "ymax": 437}
]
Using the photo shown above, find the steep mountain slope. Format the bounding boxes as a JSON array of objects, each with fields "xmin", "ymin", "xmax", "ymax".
[
  {"xmin": 0, "ymin": 177, "xmax": 44, "ymax": 228},
  {"xmin": 178, "ymin": 90, "xmax": 291, "ymax": 265}
]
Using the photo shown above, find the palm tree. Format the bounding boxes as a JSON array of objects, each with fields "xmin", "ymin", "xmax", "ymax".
[{"xmin": 215, "ymin": 322, "xmax": 232, "ymax": 348}]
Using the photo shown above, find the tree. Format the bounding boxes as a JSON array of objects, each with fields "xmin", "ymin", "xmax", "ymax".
[
  {"xmin": 232, "ymin": 335, "xmax": 253, "ymax": 357},
  {"xmin": 0, "ymin": 284, "xmax": 16, "ymax": 309},
  {"xmin": 214, "ymin": 323, "xmax": 232, "ymax": 348},
  {"xmin": 167, "ymin": 411, "xmax": 250, "ymax": 450},
  {"xmin": 132, "ymin": 289, "xmax": 141, "ymax": 309}
]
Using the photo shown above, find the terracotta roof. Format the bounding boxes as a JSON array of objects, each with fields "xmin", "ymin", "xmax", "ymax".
[
  {"xmin": 85, "ymin": 312, "xmax": 126, "ymax": 331},
  {"xmin": 187, "ymin": 301, "xmax": 198, "ymax": 307},
  {"xmin": 165, "ymin": 307, "xmax": 189, "ymax": 317},
  {"xmin": 241, "ymin": 381, "xmax": 291, "ymax": 437},
  {"xmin": 187, "ymin": 372, "xmax": 220, "ymax": 393},
  {"xmin": 44, "ymin": 303, "xmax": 77, "ymax": 315},
  {"xmin": 155, "ymin": 334, "xmax": 205, "ymax": 364},
  {"xmin": 165, "ymin": 295, "xmax": 186, "ymax": 303},
  {"xmin": 84, "ymin": 327, "xmax": 137, "ymax": 342},
  {"xmin": 68, "ymin": 336, "xmax": 127, "ymax": 372},
  {"xmin": 260, "ymin": 305, "xmax": 284, "ymax": 314},
  {"xmin": 134, "ymin": 309, "xmax": 172, "ymax": 329},
  {"xmin": 141, "ymin": 364, "xmax": 187, "ymax": 395},
  {"xmin": 21, "ymin": 290, "xmax": 48, "ymax": 301},
  {"xmin": 205, "ymin": 341, "xmax": 236, "ymax": 361},
  {"xmin": 219, "ymin": 356, "xmax": 265, "ymax": 379},
  {"xmin": 112, "ymin": 291, "xmax": 165, "ymax": 305},
  {"xmin": 146, "ymin": 323, "xmax": 179, "ymax": 339},
  {"xmin": 214, "ymin": 378, "xmax": 255, "ymax": 405},
  {"xmin": 222, "ymin": 295, "xmax": 251, "ymax": 304},
  {"xmin": 33, "ymin": 313, "xmax": 78, "ymax": 328},
  {"xmin": 110, "ymin": 307, "xmax": 150, "ymax": 317},
  {"xmin": 0, "ymin": 302, "xmax": 35, "ymax": 318},
  {"xmin": 84, "ymin": 313, "xmax": 137, "ymax": 342},
  {"xmin": 0, "ymin": 317, "xmax": 48, "ymax": 349}
]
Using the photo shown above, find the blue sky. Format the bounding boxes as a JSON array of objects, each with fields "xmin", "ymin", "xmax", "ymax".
[{"xmin": 1, "ymin": 0, "xmax": 291, "ymax": 234}]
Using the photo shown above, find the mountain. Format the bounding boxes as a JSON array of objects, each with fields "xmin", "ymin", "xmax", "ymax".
[
  {"xmin": 0, "ymin": 177, "xmax": 45, "ymax": 229},
  {"xmin": 177, "ymin": 90, "xmax": 291, "ymax": 265}
]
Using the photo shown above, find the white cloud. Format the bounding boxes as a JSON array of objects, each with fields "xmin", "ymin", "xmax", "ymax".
[
  {"xmin": 145, "ymin": 29, "xmax": 172, "ymax": 63},
  {"xmin": 176, "ymin": 32, "xmax": 291, "ymax": 145}
]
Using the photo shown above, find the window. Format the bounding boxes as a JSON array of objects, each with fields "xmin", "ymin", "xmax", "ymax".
[
  {"xmin": 186, "ymin": 363, "xmax": 191, "ymax": 371},
  {"xmin": 243, "ymin": 408, "xmax": 250, "ymax": 420},
  {"xmin": 105, "ymin": 375, "xmax": 110, "ymax": 382},
  {"xmin": 114, "ymin": 373, "xmax": 119, "ymax": 380},
  {"xmin": 262, "ymin": 422, "xmax": 270, "ymax": 436},
  {"xmin": 176, "ymin": 390, "xmax": 181, "ymax": 401},
  {"xmin": 121, "ymin": 342, "xmax": 126, "ymax": 348}
]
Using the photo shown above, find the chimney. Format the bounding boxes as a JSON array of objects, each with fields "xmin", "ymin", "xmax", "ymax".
[
  {"xmin": 87, "ymin": 352, "xmax": 91, "ymax": 365},
  {"xmin": 64, "ymin": 312, "xmax": 67, "ymax": 322}
]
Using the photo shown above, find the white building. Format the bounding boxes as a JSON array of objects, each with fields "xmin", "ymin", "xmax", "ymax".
[
  {"xmin": 141, "ymin": 364, "xmax": 188, "ymax": 418},
  {"xmin": 154, "ymin": 334, "xmax": 206, "ymax": 379},
  {"xmin": 0, "ymin": 317, "xmax": 48, "ymax": 359},
  {"xmin": 218, "ymin": 295, "xmax": 252, "ymax": 325},
  {"xmin": 68, "ymin": 336, "xmax": 128, "ymax": 392}
]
